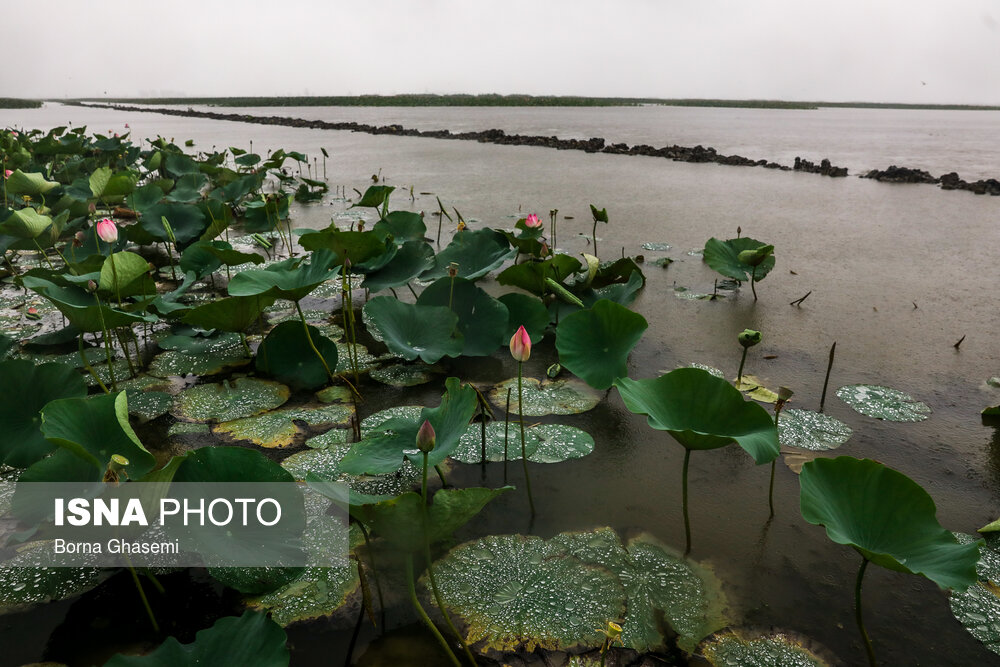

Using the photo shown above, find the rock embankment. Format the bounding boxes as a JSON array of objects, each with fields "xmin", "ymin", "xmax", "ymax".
[{"xmin": 84, "ymin": 103, "xmax": 996, "ymax": 195}]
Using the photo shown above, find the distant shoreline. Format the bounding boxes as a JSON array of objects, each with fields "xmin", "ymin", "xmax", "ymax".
[{"xmin": 56, "ymin": 94, "xmax": 1000, "ymax": 111}]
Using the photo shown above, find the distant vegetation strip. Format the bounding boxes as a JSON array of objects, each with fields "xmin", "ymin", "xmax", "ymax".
[
  {"xmin": 70, "ymin": 94, "xmax": 1000, "ymax": 111},
  {"xmin": 0, "ymin": 97, "xmax": 42, "ymax": 109}
]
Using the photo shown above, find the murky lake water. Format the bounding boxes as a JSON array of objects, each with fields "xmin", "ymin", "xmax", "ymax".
[{"xmin": 2, "ymin": 103, "xmax": 999, "ymax": 666}]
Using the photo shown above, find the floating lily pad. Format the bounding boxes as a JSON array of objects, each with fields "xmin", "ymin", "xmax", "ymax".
[
  {"xmin": 167, "ymin": 422, "xmax": 211, "ymax": 436},
  {"xmin": 699, "ymin": 628, "xmax": 833, "ymax": 666},
  {"xmin": 488, "ymin": 377, "xmax": 600, "ymax": 416},
  {"xmin": 836, "ymin": 384, "xmax": 931, "ymax": 422},
  {"xmin": 335, "ymin": 342, "xmax": 379, "ymax": 374},
  {"xmin": 0, "ymin": 543, "xmax": 106, "ymax": 613},
  {"xmin": 127, "ymin": 390, "xmax": 173, "ymax": 423},
  {"xmin": 370, "ymin": 362, "xmax": 441, "ymax": 387},
  {"xmin": 452, "ymin": 422, "xmax": 593, "ymax": 464},
  {"xmin": 246, "ymin": 520, "xmax": 359, "ymax": 627},
  {"xmin": 362, "ymin": 297, "xmax": 462, "ymax": 364},
  {"xmin": 83, "ymin": 359, "xmax": 134, "ymax": 388},
  {"xmin": 734, "ymin": 375, "xmax": 779, "ymax": 403},
  {"xmin": 950, "ymin": 533, "xmax": 1000, "ymax": 657},
  {"xmin": 315, "ymin": 386, "xmax": 353, "ymax": 404},
  {"xmin": 255, "ymin": 321, "xmax": 337, "ymax": 391},
  {"xmin": 430, "ymin": 533, "xmax": 625, "ymax": 652},
  {"xmin": 172, "ymin": 378, "xmax": 290, "ymax": 423},
  {"xmin": 214, "ymin": 405, "xmax": 355, "ymax": 448},
  {"xmin": 283, "ymin": 440, "xmax": 421, "ymax": 499},
  {"xmin": 148, "ymin": 341, "xmax": 250, "ymax": 378},
  {"xmin": 674, "ymin": 288, "xmax": 724, "ymax": 301},
  {"xmin": 988, "ymin": 377, "xmax": 1000, "ymax": 389},
  {"xmin": 641, "ymin": 242, "xmax": 672, "ymax": 251},
  {"xmin": 778, "ymin": 409, "xmax": 852, "ymax": 451},
  {"xmin": 651, "ymin": 257, "xmax": 673, "ymax": 268}
]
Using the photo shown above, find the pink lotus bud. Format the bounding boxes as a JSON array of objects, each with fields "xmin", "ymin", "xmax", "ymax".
[
  {"xmin": 416, "ymin": 419, "xmax": 436, "ymax": 453},
  {"xmin": 86, "ymin": 280, "xmax": 97, "ymax": 292},
  {"xmin": 3, "ymin": 170, "xmax": 11, "ymax": 179},
  {"xmin": 88, "ymin": 202, "xmax": 97, "ymax": 214},
  {"xmin": 124, "ymin": 123, "xmax": 130, "ymax": 129},
  {"xmin": 96, "ymin": 218, "xmax": 118, "ymax": 244},
  {"xmin": 73, "ymin": 231, "xmax": 85, "ymax": 247},
  {"xmin": 524, "ymin": 213, "xmax": 541, "ymax": 228},
  {"xmin": 509, "ymin": 325, "xmax": 531, "ymax": 362}
]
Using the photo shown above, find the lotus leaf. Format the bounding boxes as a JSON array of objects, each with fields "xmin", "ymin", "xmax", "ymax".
[
  {"xmin": 172, "ymin": 378, "xmax": 290, "ymax": 423},
  {"xmin": 126, "ymin": 390, "xmax": 173, "ymax": 424},
  {"xmin": 361, "ymin": 240, "xmax": 435, "ymax": 292},
  {"xmin": 0, "ymin": 208, "xmax": 52, "ymax": 239},
  {"xmin": 21, "ymin": 276, "xmax": 156, "ymax": 333},
  {"xmin": 452, "ymin": 422, "xmax": 593, "ymax": 464},
  {"xmin": 227, "ymin": 250, "xmax": 340, "ymax": 302},
  {"xmin": 703, "ymin": 237, "xmax": 776, "ymax": 282},
  {"xmin": 255, "ymin": 321, "xmax": 338, "ymax": 391},
  {"xmin": 99, "ymin": 251, "xmax": 156, "ymax": 297},
  {"xmin": 181, "ymin": 294, "xmax": 277, "ymax": 332},
  {"xmin": 556, "ymin": 299, "xmax": 648, "ymax": 390},
  {"xmin": 800, "ymin": 456, "xmax": 980, "ymax": 590},
  {"xmin": 836, "ymin": 384, "xmax": 931, "ymax": 422},
  {"xmin": 315, "ymin": 385, "xmax": 353, "ymax": 404},
  {"xmin": 298, "ymin": 228, "xmax": 394, "ymax": 271},
  {"xmin": 950, "ymin": 533, "xmax": 1000, "ymax": 656},
  {"xmin": 4, "ymin": 170, "xmax": 59, "ymax": 197},
  {"xmin": 373, "ymin": 210, "xmax": 426, "ymax": 243},
  {"xmin": 497, "ymin": 254, "xmax": 583, "ymax": 296},
  {"xmin": 104, "ymin": 611, "xmax": 290, "ymax": 667},
  {"xmin": 422, "ymin": 229, "xmax": 516, "ymax": 280},
  {"xmin": 498, "ymin": 293, "xmax": 549, "ymax": 344},
  {"xmin": 362, "ymin": 296, "xmax": 463, "ymax": 364},
  {"xmin": 778, "ymin": 409, "xmax": 852, "ymax": 451},
  {"xmin": 214, "ymin": 405, "xmax": 354, "ymax": 448},
  {"xmin": 488, "ymin": 377, "xmax": 600, "ymax": 417},
  {"xmin": 369, "ymin": 362, "xmax": 441, "ymax": 387},
  {"xmin": 285, "ymin": 440, "xmax": 421, "ymax": 500},
  {"xmin": 139, "ymin": 202, "xmax": 207, "ymax": 247},
  {"xmin": 353, "ymin": 184, "xmax": 394, "ymax": 209},
  {"xmin": 699, "ymin": 629, "xmax": 832, "ymax": 666},
  {"xmin": 0, "ymin": 359, "xmax": 88, "ymax": 468},
  {"xmin": 416, "ymin": 277, "xmax": 509, "ymax": 356},
  {"xmin": 0, "ymin": 542, "xmax": 106, "ymax": 614},
  {"xmin": 615, "ymin": 368, "xmax": 779, "ymax": 464},
  {"xmin": 734, "ymin": 375, "xmax": 779, "ymax": 403}
]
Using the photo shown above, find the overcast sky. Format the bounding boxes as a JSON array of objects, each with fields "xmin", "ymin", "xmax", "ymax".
[{"xmin": 4, "ymin": 0, "xmax": 999, "ymax": 104}]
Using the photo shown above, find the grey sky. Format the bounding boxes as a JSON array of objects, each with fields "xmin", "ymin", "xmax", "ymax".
[{"xmin": 4, "ymin": 0, "xmax": 999, "ymax": 103}]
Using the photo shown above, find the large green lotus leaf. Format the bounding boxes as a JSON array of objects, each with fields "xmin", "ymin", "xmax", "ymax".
[
  {"xmin": 246, "ymin": 520, "xmax": 361, "ymax": 627},
  {"xmin": 800, "ymin": 456, "xmax": 980, "ymax": 590},
  {"xmin": 430, "ymin": 533, "xmax": 625, "ymax": 652},
  {"xmin": 556, "ymin": 299, "xmax": 647, "ymax": 390},
  {"xmin": 498, "ymin": 293, "xmax": 549, "ymax": 344},
  {"xmin": 182, "ymin": 294, "xmax": 277, "ymax": 332},
  {"xmin": 373, "ymin": 210, "xmax": 426, "ymax": 243},
  {"xmin": 778, "ymin": 409, "xmax": 852, "ymax": 451},
  {"xmin": 172, "ymin": 378, "xmax": 290, "ymax": 423},
  {"xmin": 297, "ymin": 228, "xmax": 394, "ymax": 270},
  {"xmin": 140, "ymin": 202, "xmax": 207, "ymax": 246},
  {"xmin": 173, "ymin": 445, "xmax": 293, "ymax": 483},
  {"xmin": 179, "ymin": 240, "xmax": 248, "ymax": 278},
  {"xmin": 353, "ymin": 184, "xmax": 394, "ymax": 209},
  {"xmin": 165, "ymin": 172, "xmax": 207, "ymax": 203},
  {"xmin": 0, "ymin": 208, "xmax": 52, "ymax": 239},
  {"xmin": 0, "ymin": 542, "xmax": 106, "ymax": 614},
  {"xmin": 361, "ymin": 240, "xmax": 435, "ymax": 293},
  {"xmin": 950, "ymin": 533, "xmax": 1000, "ymax": 656},
  {"xmin": 99, "ymin": 251, "xmax": 156, "ymax": 297},
  {"xmin": 355, "ymin": 486, "xmax": 508, "ymax": 553},
  {"xmin": 0, "ymin": 360, "xmax": 88, "ymax": 468},
  {"xmin": 338, "ymin": 377, "xmax": 477, "ymax": 474},
  {"xmin": 160, "ymin": 151, "xmax": 203, "ymax": 178},
  {"xmin": 421, "ymin": 229, "xmax": 516, "ymax": 281},
  {"xmin": 452, "ymin": 422, "xmax": 593, "ymax": 464},
  {"xmin": 835, "ymin": 384, "xmax": 931, "ymax": 422},
  {"xmin": 488, "ymin": 377, "xmax": 600, "ymax": 417},
  {"xmin": 699, "ymin": 629, "xmax": 832, "ymax": 666},
  {"xmin": 703, "ymin": 237, "xmax": 775, "ymax": 282},
  {"xmin": 615, "ymin": 368, "xmax": 779, "ymax": 463},
  {"xmin": 4, "ymin": 170, "xmax": 59, "ymax": 197},
  {"xmin": 41, "ymin": 392, "xmax": 155, "ymax": 479},
  {"xmin": 255, "ymin": 321, "xmax": 338, "ymax": 391},
  {"xmin": 127, "ymin": 182, "xmax": 165, "ymax": 211},
  {"xmin": 416, "ymin": 277, "xmax": 509, "ymax": 356},
  {"xmin": 214, "ymin": 405, "xmax": 354, "ymax": 449},
  {"xmin": 227, "ymin": 250, "xmax": 339, "ymax": 302},
  {"xmin": 104, "ymin": 611, "xmax": 290, "ymax": 667},
  {"xmin": 498, "ymin": 254, "xmax": 584, "ymax": 296},
  {"xmin": 362, "ymin": 296, "xmax": 463, "ymax": 364},
  {"xmin": 21, "ymin": 276, "xmax": 156, "ymax": 332}
]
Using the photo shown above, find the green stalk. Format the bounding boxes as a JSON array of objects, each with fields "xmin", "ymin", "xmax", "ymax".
[
  {"xmin": 94, "ymin": 294, "xmax": 118, "ymax": 391},
  {"xmin": 79, "ymin": 333, "xmax": 109, "ymax": 394},
  {"xmin": 751, "ymin": 264, "xmax": 759, "ymax": 301},
  {"xmin": 295, "ymin": 301, "xmax": 335, "ymax": 383},
  {"xmin": 856, "ymin": 557, "xmax": 877, "ymax": 666},
  {"xmin": 32, "ymin": 238, "xmax": 55, "ymax": 270},
  {"xmin": 592, "ymin": 219, "xmax": 598, "ymax": 256},
  {"xmin": 356, "ymin": 522, "xmax": 386, "ymax": 630},
  {"xmin": 517, "ymin": 360, "xmax": 536, "ymax": 516},
  {"xmin": 737, "ymin": 347, "xmax": 748, "ymax": 387},
  {"xmin": 769, "ymin": 408, "xmax": 780, "ymax": 517},
  {"xmin": 503, "ymin": 387, "xmax": 512, "ymax": 484},
  {"xmin": 114, "ymin": 327, "xmax": 137, "ymax": 377},
  {"xmin": 127, "ymin": 563, "xmax": 159, "ymax": 633},
  {"xmin": 434, "ymin": 465, "xmax": 447, "ymax": 488},
  {"xmin": 682, "ymin": 448, "xmax": 692, "ymax": 555},
  {"xmin": 106, "ymin": 242, "xmax": 122, "ymax": 306},
  {"xmin": 405, "ymin": 555, "xmax": 461, "ymax": 667}
]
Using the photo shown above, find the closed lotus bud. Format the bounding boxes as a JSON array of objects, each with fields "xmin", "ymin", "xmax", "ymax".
[
  {"xmin": 86, "ymin": 280, "xmax": 97, "ymax": 292},
  {"xmin": 737, "ymin": 244, "xmax": 774, "ymax": 267},
  {"xmin": 524, "ymin": 213, "xmax": 541, "ymax": 228},
  {"xmin": 509, "ymin": 325, "xmax": 531, "ymax": 362},
  {"xmin": 88, "ymin": 202, "xmax": 97, "ymax": 214},
  {"xmin": 3, "ymin": 169, "xmax": 11, "ymax": 179},
  {"xmin": 73, "ymin": 231, "xmax": 85, "ymax": 247},
  {"xmin": 738, "ymin": 329, "xmax": 762, "ymax": 348},
  {"xmin": 416, "ymin": 420, "xmax": 436, "ymax": 453},
  {"xmin": 96, "ymin": 217, "xmax": 118, "ymax": 243},
  {"xmin": 448, "ymin": 262, "xmax": 459, "ymax": 278}
]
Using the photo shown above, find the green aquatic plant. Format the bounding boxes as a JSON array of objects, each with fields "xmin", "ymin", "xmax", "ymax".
[
  {"xmin": 703, "ymin": 236, "xmax": 775, "ymax": 300},
  {"xmin": 800, "ymin": 456, "xmax": 981, "ymax": 666},
  {"xmin": 555, "ymin": 299, "xmax": 648, "ymax": 390},
  {"xmin": 736, "ymin": 328, "xmax": 761, "ymax": 387},
  {"xmin": 510, "ymin": 324, "xmax": 536, "ymax": 516},
  {"xmin": 615, "ymin": 368, "xmax": 779, "ymax": 553},
  {"xmin": 589, "ymin": 204, "xmax": 608, "ymax": 256}
]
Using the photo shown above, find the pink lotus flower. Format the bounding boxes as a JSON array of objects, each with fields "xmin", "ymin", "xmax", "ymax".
[
  {"xmin": 416, "ymin": 419, "xmax": 436, "ymax": 453},
  {"xmin": 96, "ymin": 218, "xmax": 118, "ymax": 244},
  {"xmin": 3, "ymin": 169, "xmax": 11, "ymax": 179},
  {"xmin": 124, "ymin": 123, "xmax": 130, "ymax": 129},
  {"xmin": 509, "ymin": 325, "xmax": 531, "ymax": 362},
  {"xmin": 524, "ymin": 213, "xmax": 541, "ymax": 228}
]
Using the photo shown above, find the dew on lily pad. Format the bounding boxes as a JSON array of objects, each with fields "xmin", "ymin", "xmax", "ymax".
[
  {"xmin": 949, "ymin": 533, "xmax": 1000, "ymax": 657},
  {"xmin": 126, "ymin": 390, "xmax": 173, "ymax": 424},
  {"xmin": 0, "ymin": 543, "xmax": 107, "ymax": 613},
  {"xmin": 452, "ymin": 422, "xmax": 594, "ymax": 464},
  {"xmin": 674, "ymin": 289, "xmax": 724, "ymax": 301},
  {"xmin": 214, "ymin": 404, "xmax": 355, "ymax": 448},
  {"xmin": 83, "ymin": 359, "xmax": 134, "ymax": 388},
  {"xmin": 488, "ymin": 377, "xmax": 600, "ymax": 416},
  {"xmin": 282, "ymin": 440, "xmax": 421, "ymax": 498},
  {"xmin": 778, "ymin": 409, "xmax": 852, "ymax": 451},
  {"xmin": 361, "ymin": 405, "xmax": 424, "ymax": 430},
  {"xmin": 370, "ymin": 362, "xmax": 441, "ymax": 387},
  {"xmin": 651, "ymin": 257, "xmax": 673, "ymax": 268},
  {"xmin": 641, "ymin": 242, "xmax": 672, "ymax": 251},
  {"xmin": 148, "ymin": 347, "xmax": 250, "ymax": 378},
  {"xmin": 836, "ymin": 384, "xmax": 931, "ymax": 422},
  {"xmin": 335, "ymin": 342, "xmax": 379, "ymax": 374},
  {"xmin": 699, "ymin": 628, "xmax": 835, "ymax": 666},
  {"xmin": 167, "ymin": 422, "xmax": 211, "ymax": 436},
  {"xmin": 172, "ymin": 378, "xmax": 290, "ymax": 423}
]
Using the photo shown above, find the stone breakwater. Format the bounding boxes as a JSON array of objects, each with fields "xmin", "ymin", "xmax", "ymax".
[{"xmin": 88, "ymin": 103, "xmax": 998, "ymax": 196}]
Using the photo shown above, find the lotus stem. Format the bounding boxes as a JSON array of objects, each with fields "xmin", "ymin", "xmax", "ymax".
[
  {"xmin": 106, "ymin": 243, "xmax": 122, "ymax": 306},
  {"xmin": 356, "ymin": 521, "xmax": 386, "ymax": 630},
  {"xmin": 79, "ymin": 333, "xmax": 109, "ymax": 394},
  {"xmin": 422, "ymin": 452, "xmax": 429, "ymax": 504},
  {"xmin": 345, "ymin": 583, "xmax": 366, "ymax": 667},
  {"xmin": 93, "ymin": 294, "xmax": 118, "ymax": 391},
  {"xmin": 435, "ymin": 464, "xmax": 447, "ymax": 488},
  {"xmin": 737, "ymin": 347, "xmax": 748, "ymax": 387},
  {"xmin": 405, "ymin": 554, "xmax": 461, "ymax": 667},
  {"xmin": 32, "ymin": 238, "xmax": 55, "ymax": 270},
  {"xmin": 295, "ymin": 301, "xmax": 335, "ymax": 384},
  {"xmin": 517, "ymin": 361, "xmax": 536, "ymax": 517},
  {"xmin": 503, "ymin": 387, "xmax": 512, "ymax": 485},
  {"xmin": 239, "ymin": 332, "xmax": 252, "ymax": 358},
  {"xmin": 819, "ymin": 341, "xmax": 836, "ymax": 413},
  {"xmin": 682, "ymin": 448, "xmax": 692, "ymax": 555},
  {"xmin": 855, "ymin": 556, "xmax": 877, "ymax": 667},
  {"xmin": 592, "ymin": 219, "xmax": 599, "ymax": 256},
  {"xmin": 750, "ymin": 264, "xmax": 758, "ymax": 301},
  {"xmin": 342, "ymin": 264, "xmax": 360, "ymax": 386},
  {"xmin": 115, "ymin": 327, "xmax": 136, "ymax": 377},
  {"xmin": 127, "ymin": 563, "xmax": 159, "ymax": 633},
  {"xmin": 768, "ymin": 460, "xmax": 777, "ymax": 518}
]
